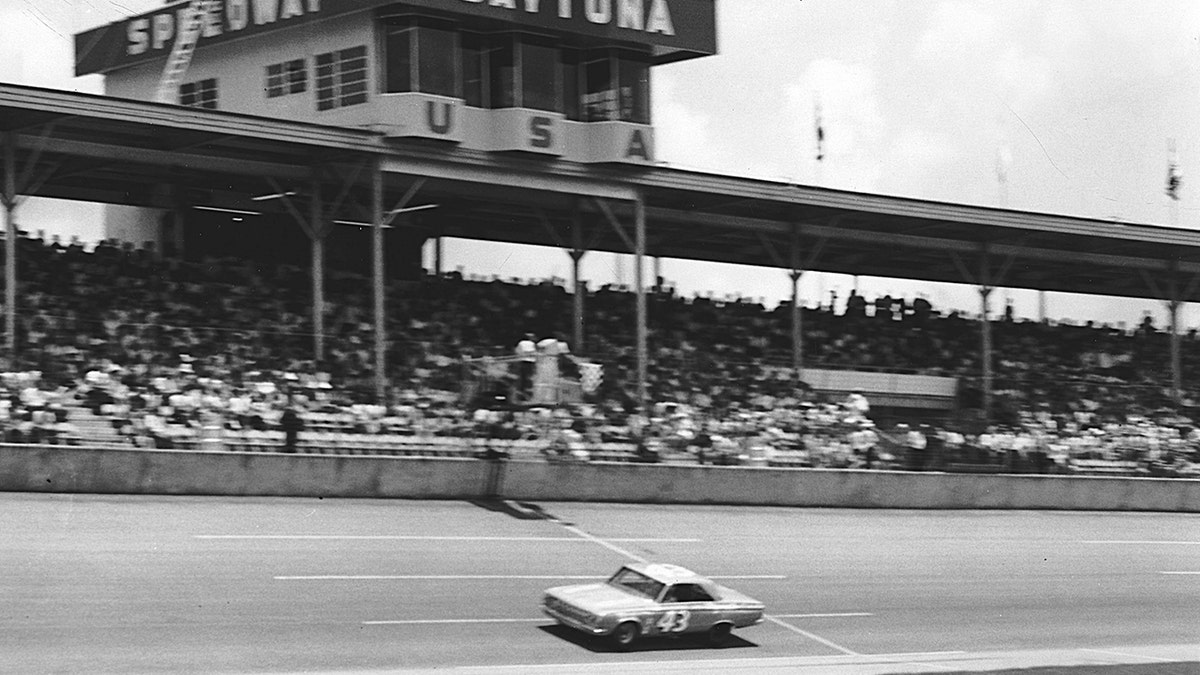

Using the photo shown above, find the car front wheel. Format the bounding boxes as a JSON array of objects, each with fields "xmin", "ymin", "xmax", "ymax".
[
  {"xmin": 610, "ymin": 621, "xmax": 640, "ymax": 649},
  {"xmin": 706, "ymin": 622, "xmax": 733, "ymax": 646}
]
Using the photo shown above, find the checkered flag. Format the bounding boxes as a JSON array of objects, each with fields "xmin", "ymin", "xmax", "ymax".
[{"xmin": 579, "ymin": 362, "xmax": 603, "ymax": 394}]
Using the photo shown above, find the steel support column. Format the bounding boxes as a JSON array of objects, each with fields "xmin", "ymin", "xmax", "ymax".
[
  {"xmin": 271, "ymin": 175, "xmax": 332, "ymax": 364},
  {"xmin": 168, "ymin": 183, "xmax": 188, "ymax": 259},
  {"xmin": 371, "ymin": 161, "xmax": 386, "ymax": 403},
  {"xmin": 951, "ymin": 243, "xmax": 1019, "ymax": 424},
  {"xmin": 309, "ymin": 179, "xmax": 327, "ymax": 362},
  {"xmin": 1137, "ymin": 266, "xmax": 1199, "ymax": 405},
  {"xmin": 538, "ymin": 206, "xmax": 589, "ymax": 356},
  {"xmin": 594, "ymin": 195, "xmax": 647, "ymax": 410},
  {"xmin": 2, "ymin": 132, "xmax": 17, "ymax": 358},
  {"xmin": 570, "ymin": 213, "xmax": 587, "ymax": 355},
  {"xmin": 1169, "ymin": 297, "xmax": 1182, "ymax": 401},
  {"xmin": 790, "ymin": 225, "xmax": 803, "ymax": 379},
  {"xmin": 634, "ymin": 191, "xmax": 648, "ymax": 413},
  {"xmin": 757, "ymin": 225, "xmax": 823, "ymax": 383},
  {"xmin": 979, "ymin": 251, "xmax": 995, "ymax": 422}
]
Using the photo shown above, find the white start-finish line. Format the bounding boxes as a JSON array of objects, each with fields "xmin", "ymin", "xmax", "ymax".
[
  {"xmin": 1078, "ymin": 540, "xmax": 1200, "ymax": 545},
  {"xmin": 528, "ymin": 506, "xmax": 872, "ymax": 658},
  {"xmin": 363, "ymin": 618, "xmax": 548, "ymax": 626}
]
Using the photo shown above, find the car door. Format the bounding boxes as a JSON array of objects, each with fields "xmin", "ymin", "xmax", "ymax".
[{"xmin": 655, "ymin": 583, "xmax": 718, "ymax": 636}]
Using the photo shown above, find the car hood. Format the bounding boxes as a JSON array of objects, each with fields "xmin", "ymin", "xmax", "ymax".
[{"xmin": 547, "ymin": 583, "xmax": 655, "ymax": 613}]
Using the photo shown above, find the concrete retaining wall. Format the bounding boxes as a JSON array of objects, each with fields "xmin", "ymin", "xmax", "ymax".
[
  {"xmin": 2, "ymin": 444, "xmax": 1198, "ymax": 511},
  {"xmin": 0, "ymin": 445, "xmax": 491, "ymax": 499},
  {"xmin": 500, "ymin": 462, "xmax": 1200, "ymax": 512}
]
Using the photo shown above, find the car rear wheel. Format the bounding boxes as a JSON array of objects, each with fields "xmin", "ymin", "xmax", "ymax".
[
  {"xmin": 706, "ymin": 622, "xmax": 733, "ymax": 646},
  {"xmin": 610, "ymin": 621, "xmax": 640, "ymax": 649}
]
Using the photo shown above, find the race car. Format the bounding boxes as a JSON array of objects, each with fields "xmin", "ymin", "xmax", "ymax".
[{"xmin": 542, "ymin": 562, "xmax": 765, "ymax": 648}]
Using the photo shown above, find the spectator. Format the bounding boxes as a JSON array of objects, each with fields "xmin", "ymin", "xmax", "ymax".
[
  {"xmin": 514, "ymin": 333, "xmax": 537, "ymax": 402},
  {"xmin": 280, "ymin": 406, "xmax": 303, "ymax": 453},
  {"xmin": 901, "ymin": 424, "xmax": 928, "ymax": 471}
]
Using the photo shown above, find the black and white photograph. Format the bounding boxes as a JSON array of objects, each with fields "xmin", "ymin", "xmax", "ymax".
[{"xmin": 2, "ymin": 1, "xmax": 1198, "ymax": 672}]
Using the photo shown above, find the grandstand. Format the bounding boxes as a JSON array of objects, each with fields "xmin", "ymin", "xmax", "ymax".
[
  {"xmin": 0, "ymin": 225, "xmax": 1195, "ymax": 476},
  {"xmin": 0, "ymin": 1, "xmax": 1198, "ymax": 478}
]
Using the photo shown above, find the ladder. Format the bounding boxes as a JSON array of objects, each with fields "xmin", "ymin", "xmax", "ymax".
[{"xmin": 153, "ymin": 0, "xmax": 214, "ymax": 104}]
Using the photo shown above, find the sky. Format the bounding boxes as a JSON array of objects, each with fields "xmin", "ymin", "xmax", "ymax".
[{"xmin": 2, "ymin": 0, "xmax": 1199, "ymax": 328}]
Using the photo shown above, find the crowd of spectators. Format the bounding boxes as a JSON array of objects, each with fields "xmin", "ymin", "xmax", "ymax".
[
  {"xmin": 0, "ymin": 370, "xmax": 77, "ymax": 444},
  {"xmin": 1, "ymin": 229, "xmax": 1199, "ymax": 476}
]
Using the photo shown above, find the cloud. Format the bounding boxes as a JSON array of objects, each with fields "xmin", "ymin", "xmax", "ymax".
[
  {"xmin": 651, "ymin": 72, "xmax": 724, "ymax": 173},
  {"xmin": 0, "ymin": 2, "xmax": 105, "ymax": 91},
  {"xmin": 1, "ymin": 0, "xmax": 168, "ymax": 90},
  {"xmin": 913, "ymin": 2, "xmax": 1053, "ymax": 110},
  {"xmin": 884, "ymin": 129, "xmax": 957, "ymax": 196},
  {"xmin": 915, "ymin": 1, "xmax": 999, "ymax": 59}
]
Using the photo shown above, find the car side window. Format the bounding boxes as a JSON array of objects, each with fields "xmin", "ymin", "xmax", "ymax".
[{"xmin": 665, "ymin": 583, "xmax": 714, "ymax": 603}]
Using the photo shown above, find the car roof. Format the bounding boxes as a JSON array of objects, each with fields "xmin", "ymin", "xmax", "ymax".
[{"xmin": 624, "ymin": 563, "xmax": 708, "ymax": 585}]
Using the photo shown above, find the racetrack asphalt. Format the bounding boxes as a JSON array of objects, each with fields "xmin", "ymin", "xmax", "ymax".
[{"xmin": 4, "ymin": 492, "xmax": 1198, "ymax": 674}]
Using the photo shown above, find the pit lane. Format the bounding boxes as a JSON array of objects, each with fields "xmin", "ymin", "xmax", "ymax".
[{"xmin": 4, "ymin": 493, "xmax": 1198, "ymax": 674}]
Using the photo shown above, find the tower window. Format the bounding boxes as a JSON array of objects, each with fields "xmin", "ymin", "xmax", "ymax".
[
  {"xmin": 179, "ymin": 78, "xmax": 218, "ymax": 109},
  {"xmin": 384, "ymin": 17, "xmax": 459, "ymax": 98},
  {"xmin": 316, "ymin": 46, "xmax": 369, "ymax": 111},
  {"xmin": 520, "ymin": 34, "xmax": 559, "ymax": 112},
  {"xmin": 266, "ymin": 59, "xmax": 307, "ymax": 98}
]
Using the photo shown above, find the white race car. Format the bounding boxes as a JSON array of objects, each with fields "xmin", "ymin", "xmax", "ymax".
[{"xmin": 543, "ymin": 563, "xmax": 765, "ymax": 648}]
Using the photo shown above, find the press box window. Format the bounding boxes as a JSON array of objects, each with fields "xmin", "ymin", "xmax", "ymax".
[
  {"xmin": 179, "ymin": 78, "xmax": 218, "ymax": 109},
  {"xmin": 581, "ymin": 51, "xmax": 650, "ymax": 123},
  {"xmin": 582, "ymin": 52, "xmax": 614, "ymax": 121},
  {"xmin": 384, "ymin": 23, "xmax": 412, "ymax": 93},
  {"xmin": 489, "ymin": 35, "xmax": 515, "ymax": 109},
  {"xmin": 560, "ymin": 48, "xmax": 581, "ymax": 120},
  {"xmin": 384, "ymin": 17, "xmax": 458, "ymax": 98},
  {"xmin": 519, "ymin": 34, "xmax": 559, "ymax": 112},
  {"xmin": 315, "ymin": 46, "xmax": 368, "ymax": 111},
  {"xmin": 617, "ymin": 52, "xmax": 649, "ymax": 124},
  {"xmin": 417, "ymin": 19, "xmax": 457, "ymax": 97},
  {"xmin": 266, "ymin": 59, "xmax": 307, "ymax": 98},
  {"xmin": 461, "ymin": 32, "xmax": 486, "ymax": 107}
]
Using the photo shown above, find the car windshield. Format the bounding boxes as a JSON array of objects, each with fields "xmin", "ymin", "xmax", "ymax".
[{"xmin": 607, "ymin": 568, "xmax": 665, "ymax": 600}]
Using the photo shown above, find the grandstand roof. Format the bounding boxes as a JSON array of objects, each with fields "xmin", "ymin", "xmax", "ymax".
[{"xmin": 5, "ymin": 83, "xmax": 1200, "ymax": 304}]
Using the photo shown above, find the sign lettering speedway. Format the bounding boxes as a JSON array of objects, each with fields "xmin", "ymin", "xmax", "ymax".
[{"xmin": 75, "ymin": 0, "xmax": 715, "ymax": 78}]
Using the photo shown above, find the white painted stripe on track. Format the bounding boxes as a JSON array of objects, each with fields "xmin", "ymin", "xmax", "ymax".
[
  {"xmin": 1078, "ymin": 540, "xmax": 1200, "ymax": 545},
  {"xmin": 772, "ymin": 613, "xmax": 874, "ymax": 619},
  {"xmin": 559, "ymin": 523, "xmax": 649, "ymax": 564},
  {"xmin": 275, "ymin": 574, "xmax": 787, "ymax": 581},
  {"xmin": 467, "ymin": 651, "xmax": 968, "ymax": 671},
  {"xmin": 1080, "ymin": 648, "xmax": 1180, "ymax": 663},
  {"xmin": 194, "ymin": 535, "xmax": 699, "ymax": 542},
  {"xmin": 764, "ymin": 615, "xmax": 861, "ymax": 656},
  {"xmin": 905, "ymin": 659, "xmax": 961, "ymax": 672},
  {"xmin": 1159, "ymin": 571, "xmax": 1200, "ymax": 575},
  {"xmin": 280, "ymin": 575, "xmax": 606, "ymax": 581},
  {"xmin": 703, "ymin": 575, "xmax": 788, "ymax": 580},
  {"xmin": 363, "ymin": 618, "xmax": 547, "ymax": 625},
  {"xmin": 531, "ymin": 508, "xmax": 866, "ymax": 658}
]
